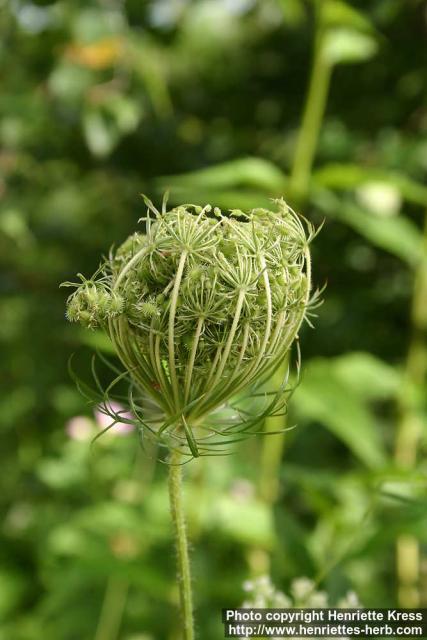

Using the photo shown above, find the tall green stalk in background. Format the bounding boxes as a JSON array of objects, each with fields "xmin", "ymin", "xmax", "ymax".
[
  {"xmin": 394, "ymin": 214, "xmax": 427, "ymax": 607},
  {"xmin": 289, "ymin": 3, "xmax": 332, "ymax": 204},
  {"xmin": 258, "ymin": 0, "xmax": 381, "ymax": 580},
  {"xmin": 94, "ymin": 578, "xmax": 129, "ymax": 640},
  {"xmin": 257, "ymin": 2, "xmax": 330, "ymax": 550}
]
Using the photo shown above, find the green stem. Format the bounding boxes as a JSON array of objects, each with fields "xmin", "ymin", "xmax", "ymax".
[
  {"xmin": 168, "ymin": 448, "xmax": 195, "ymax": 640},
  {"xmin": 258, "ymin": 360, "xmax": 289, "ymax": 505},
  {"xmin": 289, "ymin": 8, "xmax": 332, "ymax": 203},
  {"xmin": 394, "ymin": 212, "xmax": 427, "ymax": 607},
  {"xmin": 93, "ymin": 446, "xmax": 157, "ymax": 640},
  {"xmin": 94, "ymin": 577, "xmax": 129, "ymax": 640},
  {"xmin": 259, "ymin": 1, "xmax": 328, "ymax": 507},
  {"xmin": 253, "ymin": 4, "xmax": 331, "ymax": 570}
]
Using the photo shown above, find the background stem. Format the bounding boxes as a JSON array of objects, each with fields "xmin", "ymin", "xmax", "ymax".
[
  {"xmin": 254, "ymin": 5, "xmax": 333, "ymax": 575},
  {"xmin": 93, "ymin": 445, "xmax": 157, "ymax": 640},
  {"xmin": 248, "ymin": 361, "xmax": 290, "ymax": 579},
  {"xmin": 169, "ymin": 449, "xmax": 195, "ymax": 640},
  {"xmin": 259, "ymin": 359, "xmax": 290, "ymax": 505},
  {"xmin": 289, "ymin": 6, "xmax": 332, "ymax": 203},
  {"xmin": 94, "ymin": 577, "xmax": 129, "ymax": 640},
  {"xmin": 394, "ymin": 212, "xmax": 427, "ymax": 607}
]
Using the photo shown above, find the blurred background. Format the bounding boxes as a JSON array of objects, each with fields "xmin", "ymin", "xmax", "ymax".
[{"xmin": 1, "ymin": 0, "xmax": 427, "ymax": 638}]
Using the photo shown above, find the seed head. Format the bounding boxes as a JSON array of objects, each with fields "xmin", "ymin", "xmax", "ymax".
[{"xmin": 63, "ymin": 197, "xmax": 319, "ymax": 457}]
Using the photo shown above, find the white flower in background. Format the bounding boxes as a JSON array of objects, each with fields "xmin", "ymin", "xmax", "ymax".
[
  {"xmin": 66, "ymin": 402, "xmax": 135, "ymax": 441},
  {"xmin": 356, "ymin": 181, "xmax": 401, "ymax": 217},
  {"xmin": 241, "ymin": 575, "xmax": 360, "ymax": 640},
  {"xmin": 94, "ymin": 401, "xmax": 135, "ymax": 436},
  {"xmin": 65, "ymin": 416, "xmax": 93, "ymax": 441},
  {"xmin": 242, "ymin": 575, "xmax": 291, "ymax": 609}
]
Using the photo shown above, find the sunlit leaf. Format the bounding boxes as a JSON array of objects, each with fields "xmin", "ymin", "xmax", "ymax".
[
  {"xmin": 322, "ymin": 28, "xmax": 378, "ymax": 65},
  {"xmin": 79, "ymin": 330, "xmax": 116, "ymax": 354},
  {"xmin": 313, "ymin": 189, "xmax": 423, "ymax": 265},
  {"xmin": 83, "ymin": 110, "xmax": 118, "ymax": 157},
  {"xmin": 156, "ymin": 187, "xmax": 274, "ymax": 211},
  {"xmin": 157, "ymin": 157, "xmax": 288, "ymax": 193},
  {"xmin": 322, "ymin": 1, "xmax": 374, "ymax": 33},
  {"xmin": 332, "ymin": 352, "xmax": 401, "ymax": 400},
  {"xmin": 313, "ymin": 163, "xmax": 427, "ymax": 208},
  {"xmin": 207, "ymin": 494, "xmax": 274, "ymax": 548}
]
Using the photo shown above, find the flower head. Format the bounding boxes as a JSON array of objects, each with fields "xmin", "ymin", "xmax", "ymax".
[{"xmin": 63, "ymin": 197, "xmax": 318, "ymax": 457}]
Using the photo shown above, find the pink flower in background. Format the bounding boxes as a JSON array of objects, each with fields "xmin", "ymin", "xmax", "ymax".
[
  {"xmin": 65, "ymin": 416, "xmax": 93, "ymax": 441},
  {"xmin": 94, "ymin": 401, "xmax": 135, "ymax": 436}
]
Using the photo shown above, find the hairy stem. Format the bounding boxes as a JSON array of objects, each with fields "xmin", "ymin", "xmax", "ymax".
[
  {"xmin": 168, "ymin": 448, "xmax": 195, "ymax": 640},
  {"xmin": 394, "ymin": 212, "xmax": 427, "ymax": 607}
]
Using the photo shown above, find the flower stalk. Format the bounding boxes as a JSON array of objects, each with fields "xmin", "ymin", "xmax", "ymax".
[
  {"xmin": 289, "ymin": 2, "xmax": 332, "ymax": 203},
  {"xmin": 62, "ymin": 197, "xmax": 317, "ymax": 637},
  {"xmin": 394, "ymin": 212, "xmax": 427, "ymax": 607},
  {"xmin": 168, "ymin": 448, "xmax": 194, "ymax": 640}
]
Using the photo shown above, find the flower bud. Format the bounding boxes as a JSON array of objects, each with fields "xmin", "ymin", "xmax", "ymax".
[{"xmin": 64, "ymin": 197, "xmax": 317, "ymax": 457}]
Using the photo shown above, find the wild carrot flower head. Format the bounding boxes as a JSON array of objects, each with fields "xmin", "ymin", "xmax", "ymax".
[{"xmin": 63, "ymin": 197, "xmax": 319, "ymax": 458}]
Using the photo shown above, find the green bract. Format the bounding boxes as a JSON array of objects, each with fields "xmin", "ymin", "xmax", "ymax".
[{"xmin": 63, "ymin": 197, "xmax": 317, "ymax": 457}]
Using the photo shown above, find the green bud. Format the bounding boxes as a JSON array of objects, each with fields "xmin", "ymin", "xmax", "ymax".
[{"xmin": 63, "ymin": 196, "xmax": 318, "ymax": 458}]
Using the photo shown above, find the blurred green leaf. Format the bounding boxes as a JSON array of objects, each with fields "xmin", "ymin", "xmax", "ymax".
[
  {"xmin": 83, "ymin": 96, "xmax": 141, "ymax": 157},
  {"xmin": 71, "ymin": 8, "xmax": 122, "ymax": 43},
  {"xmin": 208, "ymin": 495, "xmax": 274, "ymax": 548},
  {"xmin": 79, "ymin": 330, "xmax": 116, "ymax": 354},
  {"xmin": 83, "ymin": 110, "xmax": 118, "ymax": 157},
  {"xmin": 322, "ymin": 28, "xmax": 378, "ymax": 65},
  {"xmin": 36, "ymin": 443, "xmax": 89, "ymax": 489},
  {"xmin": 314, "ymin": 190, "xmax": 424, "ymax": 265},
  {"xmin": 107, "ymin": 95, "xmax": 142, "ymax": 134},
  {"xmin": 332, "ymin": 352, "xmax": 401, "ymax": 400},
  {"xmin": 0, "ymin": 209, "xmax": 34, "ymax": 248},
  {"xmin": 339, "ymin": 202, "xmax": 423, "ymax": 265},
  {"xmin": 322, "ymin": 1, "xmax": 374, "ymax": 33},
  {"xmin": 0, "ymin": 569, "xmax": 27, "ymax": 620},
  {"xmin": 159, "ymin": 188, "xmax": 274, "ymax": 211},
  {"xmin": 294, "ymin": 358, "xmax": 387, "ymax": 468},
  {"xmin": 276, "ymin": 0, "xmax": 307, "ymax": 27},
  {"xmin": 157, "ymin": 157, "xmax": 287, "ymax": 193},
  {"xmin": 313, "ymin": 164, "xmax": 427, "ymax": 208},
  {"xmin": 48, "ymin": 63, "xmax": 94, "ymax": 101}
]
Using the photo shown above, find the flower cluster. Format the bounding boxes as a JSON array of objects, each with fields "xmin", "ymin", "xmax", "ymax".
[
  {"xmin": 241, "ymin": 576, "xmax": 359, "ymax": 640},
  {"xmin": 63, "ymin": 197, "xmax": 318, "ymax": 456}
]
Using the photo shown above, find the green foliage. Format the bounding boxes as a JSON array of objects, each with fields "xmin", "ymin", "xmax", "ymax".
[
  {"xmin": 294, "ymin": 363, "xmax": 385, "ymax": 469},
  {"xmin": 1, "ymin": 0, "xmax": 427, "ymax": 638}
]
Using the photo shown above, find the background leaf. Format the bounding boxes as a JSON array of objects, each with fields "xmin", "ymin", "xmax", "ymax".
[{"xmin": 293, "ymin": 358, "xmax": 388, "ymax": 468}]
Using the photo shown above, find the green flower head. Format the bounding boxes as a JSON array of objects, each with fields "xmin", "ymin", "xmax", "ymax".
[{"xmin": 63, "ymin": 196, "xmax": 319, "ymax": 458}]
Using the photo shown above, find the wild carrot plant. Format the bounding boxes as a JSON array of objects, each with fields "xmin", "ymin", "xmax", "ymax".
[{"xmin": 62, "ymin": 196, "xmax": 318, "ymax": 639}]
